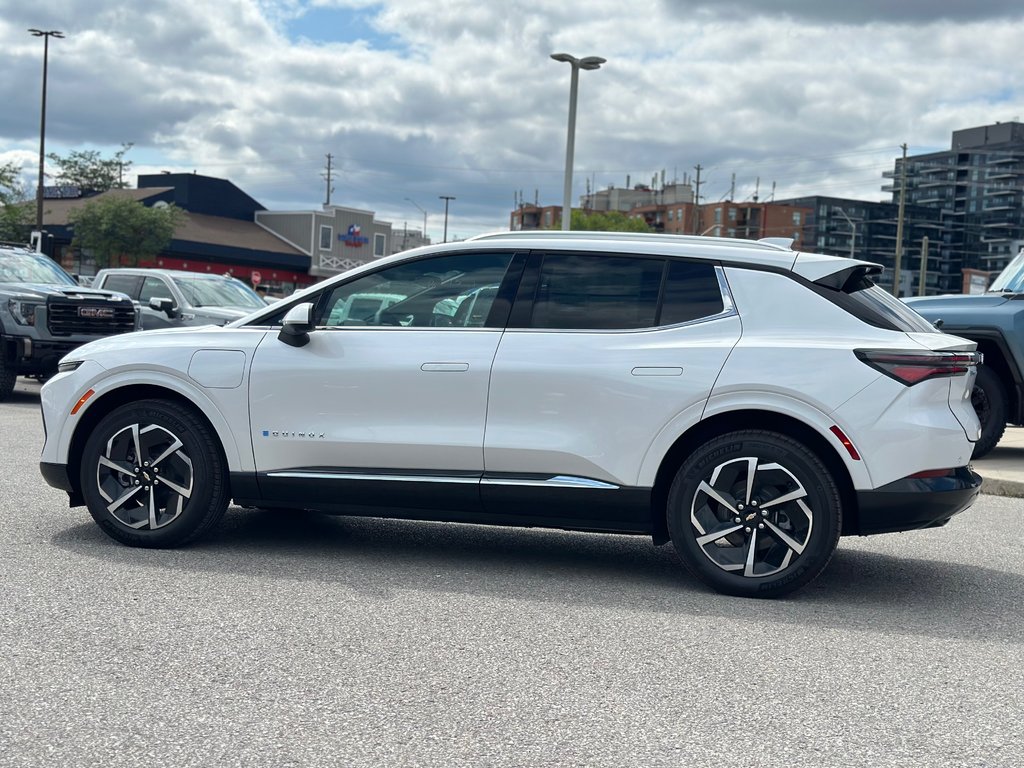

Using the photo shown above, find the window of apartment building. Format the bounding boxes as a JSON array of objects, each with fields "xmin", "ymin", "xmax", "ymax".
[
  {"xmin": 319, "ymin": 225, "xmax": 333, "ymax": 251},
  {"xmin": 728, "ymin": 208, "xmax": 736, "ymax": 221},
  {"xmin": 374, "ymin": 233, "xmax": 386, "ymax": 258},
  {"xmin": 668, "ymin": 209, "xmax": 675, "ymax": 222},
  {"xmin": 545, "ymin": 211, "xmax": 553, "ymax": 226},
  {"xmin": 714, "ymin": 207, "xmax": 722, "ymax": 224},
  {"xmin": 792, "ymin": 212, "xmax": 802, "ymax": 225}
]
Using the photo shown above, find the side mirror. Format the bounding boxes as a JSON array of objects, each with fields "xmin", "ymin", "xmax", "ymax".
[
  {"xmin": 149, "ymin": 296, "xmax": 179, "ymax": 318},
  {"xmin": 278, "ymin": 302, "xmax": 316, "ymax": 347}
]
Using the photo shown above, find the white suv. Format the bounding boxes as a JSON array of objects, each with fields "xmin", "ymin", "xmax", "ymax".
[{"xmin": 39, "ymin": 233, "xmax": 982, "ymax": 597}]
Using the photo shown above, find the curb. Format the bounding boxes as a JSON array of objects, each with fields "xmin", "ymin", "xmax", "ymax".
[{"xmin": 977, "ymin": 473, "xmax": 1024, "ymax": 499}]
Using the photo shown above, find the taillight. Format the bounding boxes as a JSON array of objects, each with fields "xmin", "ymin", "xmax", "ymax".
[{"xmin": 854, "ymin": 349, "xmax": 981, "ymax": 386}]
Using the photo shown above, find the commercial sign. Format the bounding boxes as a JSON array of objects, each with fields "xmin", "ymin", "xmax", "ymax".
[{"xmin": 341, "ymin": 224, "xmax": 370, "ymax": 248}]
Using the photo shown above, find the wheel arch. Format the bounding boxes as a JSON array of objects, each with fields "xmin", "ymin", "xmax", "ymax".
[
  {"xmin": 66, "ymin": 384, "xmax": 233, "ymax": 505},
  {"xmin": 649, "ymin": 409, "xmax": 859, "ymax": 544},
  {"xmin": 967, "ymin": 333, "xmax": 1021, "ymax": 424}
]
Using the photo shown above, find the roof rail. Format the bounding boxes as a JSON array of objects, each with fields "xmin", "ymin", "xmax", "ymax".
[{"xmin": 468, "ymin": 230, "xmax": 793, "ymax": 251}]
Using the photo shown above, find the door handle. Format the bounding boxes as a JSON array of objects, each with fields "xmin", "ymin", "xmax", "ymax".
[{"xmin": 420, "ymin": 362, "xmax": 470, "ymax": 372}]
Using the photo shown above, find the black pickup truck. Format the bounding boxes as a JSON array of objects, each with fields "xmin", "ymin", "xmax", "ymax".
[{"xmin": 0, "ymin": 244, "xmax": 138, "ymax": 400}]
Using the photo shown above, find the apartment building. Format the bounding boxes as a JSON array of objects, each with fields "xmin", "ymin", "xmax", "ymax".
[{"xmin": 883, "ymin": 121, "xmax": 1024, "ymax": 282}]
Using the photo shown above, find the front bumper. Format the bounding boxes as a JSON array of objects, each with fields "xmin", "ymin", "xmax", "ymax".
[
  {"xmin": 855, "ymin": 466, "xmax": 982, "ymax": 535},
  {"xmin": 3, "ymin": 335, "xmax": 80, "ymax": 375}
]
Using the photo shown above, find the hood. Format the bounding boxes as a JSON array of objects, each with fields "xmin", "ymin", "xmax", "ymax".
[
  {"xmin": 904, "ymin": 293, "xmax": 1011, "ymax": 311},
  {"xmin": 0, "ymin": 282, "xmax": 130, "ymax": 301},
  {"xmin": 188, "ymin": 306, "xmax": 252, "ymax": 323}
]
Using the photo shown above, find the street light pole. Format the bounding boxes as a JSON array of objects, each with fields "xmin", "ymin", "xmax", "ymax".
[
  {"xmin": 29, "ymin": 28, "xmax": 64, "ymax": 236},
  {"xmin": 404, "ymin": 197, "xmax": 427, "ymax": 241},
  {"xmin": 835, "ymin": 206, "xmax": 857, "ymax": 259},
  {"xmin": 551, "ymin": 52, "xmax": 605, "ymax": 231},
  {"xmin": 439, "ymin": 195, "xmax": 455, "ymax": 243}
]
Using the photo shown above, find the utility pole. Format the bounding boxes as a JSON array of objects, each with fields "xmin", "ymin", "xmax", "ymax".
[
  {"xmin": 893, "ymin": 142, "xmax": 908, "ymax": 297},
  {"xmin": 439, "ymin": 195, "xmax": 455, "ymax": 243},
  {"xmin": 693, "ymin": 164, "xmax": 702, "ymax": 234},
  {"xmin": 918, "ymin": 235, "xmax": 929, "ymax": 296},
  {"xmin": 322, "ymin": 154, "xmax": 334, "ymax": 206}
]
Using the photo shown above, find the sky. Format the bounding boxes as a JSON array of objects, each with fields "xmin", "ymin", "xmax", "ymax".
[{"xmin": 1, "ymin": 0, "xmax": 1023, "ymax": 242}]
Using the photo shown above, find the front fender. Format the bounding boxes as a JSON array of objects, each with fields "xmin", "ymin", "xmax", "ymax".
[{"xmin": 43, "ymin": 363, "xmax": 252, "ymax": 473}]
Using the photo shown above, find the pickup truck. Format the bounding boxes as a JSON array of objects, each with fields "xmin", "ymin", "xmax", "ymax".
[
  {"xmin": 0, "ymin": 244, "xmax": 137, "ymax": 401},
  {"xmin": 92, "ymin": 268, "xmax": 268, "ymax": 330},
  {"xmin": 905, "ymin": 248, "xmax": 1024, "ymax": 458}
]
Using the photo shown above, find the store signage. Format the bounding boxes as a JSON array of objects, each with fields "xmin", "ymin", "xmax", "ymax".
[{"xmin": 341, "ymin": 224, "xmax": 370, "ymax": 248}]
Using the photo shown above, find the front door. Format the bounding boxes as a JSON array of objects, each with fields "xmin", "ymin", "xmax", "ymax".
[{"xmin": 248, "ymin": 251, "xmax": 517, "ymax": 513}]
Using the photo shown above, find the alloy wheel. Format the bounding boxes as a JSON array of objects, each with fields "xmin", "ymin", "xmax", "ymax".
[
  {"xmin": 690, "ymin": 456, "xmax": 813, "ymax": 578},
  {"xmin": 95, "ymin": 422, "xmax": 194, "ymax": 530}
]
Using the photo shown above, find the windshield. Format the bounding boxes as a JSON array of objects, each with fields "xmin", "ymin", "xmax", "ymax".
[
  {"xmin": 987, "ymin": 249, "xmax": 1024, "ymax": 293},
  {"xmin": 172, "ymin": 276, "xmax": 266, "ymax": 309},
  {"xmin": 0, "ymin": 251, "xmax": 76, "ymax": 286}
]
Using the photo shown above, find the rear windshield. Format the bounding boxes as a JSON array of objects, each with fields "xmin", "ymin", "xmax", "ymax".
[
  {"xmin": 847, "ymin": 284, "xmax": 938, "ymax": 333},
  {"xmin": 811, "ymin": 271, "xmax": 938, "ymax": 333}
]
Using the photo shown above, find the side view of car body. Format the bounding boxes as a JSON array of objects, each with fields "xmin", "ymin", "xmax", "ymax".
[
  {"xmin": 92, "ymin": 268, "xmax": 267, "ymax": 330},
  {"xmin": 39, "ymin": 232, "xmax": 982, "ymax": 597}
]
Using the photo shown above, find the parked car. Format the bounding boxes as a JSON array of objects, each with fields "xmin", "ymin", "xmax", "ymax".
[
  {"xmin": 91, "ymin": 268, "xmax": 267, "ymax": 330},
  {"xmin": 905, "ymin": 247, "xmax": 1024, "ymax": 458},
  {"xmin": 39, "ymin": 232, "xmax": 982, "ymax": 598},
  {"xmin": 0, "ymin": 244, "xmax": 137, "ymax": 401}
]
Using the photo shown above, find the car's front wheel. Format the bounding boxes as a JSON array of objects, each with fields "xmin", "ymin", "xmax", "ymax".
[
  {"xmin": 80, "ymin": 399, "xmax": 229, "ymax": 547},
  {"xmin": 667, "ymin": 430, "xmax": 842, "ymax": 598}
]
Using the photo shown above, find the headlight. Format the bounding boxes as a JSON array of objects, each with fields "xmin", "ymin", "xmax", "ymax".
[
  {"xmin": 8, "ymin": 299, "xmax": 43, "ymax": 326},
  {"xmin": 57, "ymin": 360, "xmax": 84, "ymax": 373}
]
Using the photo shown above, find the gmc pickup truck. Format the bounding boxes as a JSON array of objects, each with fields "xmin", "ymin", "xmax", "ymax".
[{"xmin": 0, "ymin": 244, "xmax": 137, "ymax": 400}]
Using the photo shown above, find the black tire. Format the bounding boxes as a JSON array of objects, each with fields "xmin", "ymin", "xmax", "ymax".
[
  {"xmin": 667, "ymin": 430, "xmax": 842, "ymax": 599},
  {"xmin": 79, "ymin": 399, "xmax": 229, "ymax": 547},
  {"xmin": 970, "ymin": 365, "xmax": 1007, "ymax": 460},
  {"xmin": 0, "ymin": 348, "xmax": 16, "ymax": 402}
]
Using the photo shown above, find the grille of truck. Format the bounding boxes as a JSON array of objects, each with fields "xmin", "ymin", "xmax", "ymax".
[{"xmin": 46, "ymin": 296, "xmax": 136, "ymax": 336}]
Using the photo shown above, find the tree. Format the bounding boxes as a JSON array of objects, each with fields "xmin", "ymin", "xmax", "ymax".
[
  {"xmin": 47, "ymin": 142, "xmax": 134, "ymax": 192},
  {"xmin": 566, "ymin": 209, "xmax": 653, "ymax": 232},
  {"xmin": 0, "ymin": 161, "xmax": 31, "ymax": 243},
  {"xmin": 68, "ymin": 194, "xmax": 184, "ymax": 267}
]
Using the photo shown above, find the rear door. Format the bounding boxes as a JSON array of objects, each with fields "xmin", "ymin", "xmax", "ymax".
[{"xmin": 482, "ymin": 251, "xmax": 742, "ymax": 527}]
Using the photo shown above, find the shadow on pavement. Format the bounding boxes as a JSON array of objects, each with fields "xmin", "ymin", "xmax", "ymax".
[{"xmin": 51, "ymin": 504, "xmax": 1024, "ymax": 644}]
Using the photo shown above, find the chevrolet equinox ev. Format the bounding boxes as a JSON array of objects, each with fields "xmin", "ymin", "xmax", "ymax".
[{"xmin": 39, "ymin": 232, "xmax": 982, "ymax": 597}]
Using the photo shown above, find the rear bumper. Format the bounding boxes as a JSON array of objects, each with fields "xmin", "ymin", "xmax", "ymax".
[{"xmin": 854, "ymin": 466, "xmax": 982, "ymax": 535}]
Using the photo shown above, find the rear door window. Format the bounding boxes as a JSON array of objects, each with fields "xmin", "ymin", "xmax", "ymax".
[
  {"xmin": 529, "ymin": 254, "xmax": 663, "ymax": 329},
  {"xmin": 100, "ymin": 274, "xmax": 142, "ymax": 299},
  {"xmin": 522, "ymin": 253, "xmax": 725, "ymax": 330}
]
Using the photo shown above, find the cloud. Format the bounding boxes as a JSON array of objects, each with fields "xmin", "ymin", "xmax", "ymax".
[{"xmin": 0, "ymin": 0, "xmax": 1022, "ymax": 238}]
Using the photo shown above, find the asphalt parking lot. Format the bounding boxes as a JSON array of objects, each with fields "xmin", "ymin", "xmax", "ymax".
[{"xmin": 2, "ymin": 378, "xmax": 1022, "ymax": 767}]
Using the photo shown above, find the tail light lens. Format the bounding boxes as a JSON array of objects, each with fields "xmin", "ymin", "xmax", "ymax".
[{"xmin": 855, "ymin": 349, "xmax": 981, "ymax": 386}]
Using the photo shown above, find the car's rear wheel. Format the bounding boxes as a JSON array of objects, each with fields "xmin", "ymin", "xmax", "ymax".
[
  {"xmin": 667, "ymin": 430, "xmax": 842, "ymax": 598},
  {"xmin": 80, "ymin": 399, "xmax": 228, "ymax": 547},
  {"xmin": 970, "ymin": 365, "xmax": 1006, "ymax": 459}
]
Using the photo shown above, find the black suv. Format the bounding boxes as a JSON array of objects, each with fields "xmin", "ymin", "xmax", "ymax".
[{"xmin": 0, "ymin": 244, "xmax": 137, "ymax": 400}]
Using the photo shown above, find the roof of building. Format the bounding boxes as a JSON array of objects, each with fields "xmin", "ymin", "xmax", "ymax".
[{"xmin": 38, "ymin": 188, "xmax": 305, "ymax": 258}]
